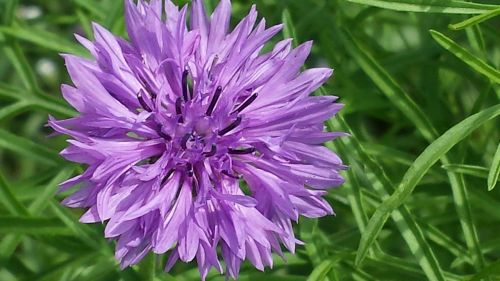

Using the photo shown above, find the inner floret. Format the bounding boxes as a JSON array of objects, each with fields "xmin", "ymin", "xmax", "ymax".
[{"xmin": 134, "ymin": 70, "xmax": 259, "ymax": 181}]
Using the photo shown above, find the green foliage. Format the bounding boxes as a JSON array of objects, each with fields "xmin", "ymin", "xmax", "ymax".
[{"xmin": 0, "ymin": 0, "xmax": 499, "ymax": 280}]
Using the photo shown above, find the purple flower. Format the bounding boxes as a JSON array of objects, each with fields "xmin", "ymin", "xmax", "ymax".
[{"xmin": 49, "ymin": 0, "xmax": 346, "ymax": 279}]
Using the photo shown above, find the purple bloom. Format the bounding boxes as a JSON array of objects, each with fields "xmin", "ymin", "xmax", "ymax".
[{"xmin": 49, "ymin": 0, "xmax": 346, "ymax": 279}]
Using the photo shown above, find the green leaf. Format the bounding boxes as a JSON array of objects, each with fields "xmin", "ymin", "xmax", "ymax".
[
  {"xmin": 282, "ymin": 9, "xmax": 298, "ymax": 46},
  {"xmin": 339, "ymin": 26, "xmax": 492, "ymax": 275},
  {"xmin": 0, "ymin": 82, "xmax": 23, "ymax": 100},
  {"xmin": 48, "ymin": 200, "xmax": 105, "ymax": 251},
  {"xmin": 0, "ymin": 24, "xmax": 87, "ymax": 57},
  {"xmin": 487, "ymin": 143, "xmax": 500, "ymax": 190},
  {"xmin": 0, "ymin": 84, "xmax": 75, "ymax": 117},
  {"xmin": 346, "ymin": 0, "xmax": 499, "ymax": 14},
  {"xmin": 0, "ymin": 216, "xmax": 71, "ymax": 235},
  {"xmin": 299, "ymin": 218, "xmax": 322, "ymax": 265},
  {"xmin": 0, "ymin": 101, "xmax": 31, "ymax": 121},
  {"xmin": 1, "ymin": 41, "xmax": 39, "ymax": 93},
  {"xmin": 345, "ymin": 160, "xmax": 370, "ymax": 232},
  {"xmin": 335, "ymin": 118, "xmax": 446, "ymax": 281},
  {"xmin": 306, "ymin": 259, "xmax": 336, "ymax": 281},
  {"xmin": 138, "ymin": 253, "xmax": 156, "ymax": 281},
  {"xmin": 29, "ymin": 168, "xmax": 75, "ymax": 213},
  {"xmin": 211, "ymin": 273, "xmax": 305, "ymax": 281},
  {"xmin": 76, "ymin": 9, "xmax": 94, "ymax": 39},
  {"xmin": 358, "ymin": 104, "xmax": 500, "ymax": 267},
  {"xmin": 422, "ymin": 224, "xmax": 472, "ymax": 264},
  {"xmin": 340, "ymin": 28, "xmax": 438, "ymax": 141},
  {"xmin": 72, "ymin": 0, "xmax": 106, "ymax": 19},
  {"xmin": 0, "ymin": 168, "xmax": 75, "ymax": 264},
  {"xmin": 442, "ymin": 164, "xmax": 490, "ymax": 179},
  {"xmin": 430, "ymin": 30, "xmax": 500, "ymax": 84},
  {"xmin": 29, "ymin": 252, "xmax": 100, "ymax": 281},
  {"xmin": 362, "ymin": 143, "xmax": 415, "ymax": 166},
  {"xmin": 0, "ymin": 171, "xmax": 29, "ymax": 216},
  {"xmin": 2, "ymin": 0, "xmax": 17, "ymax": 25},
  {"xmin": 32, "ymin": 94, "xmax": 76, "ymax": 117},
  {"xmin": 469, "ymin": 259, "xmax": 500, "ymax": 281},
  {"xmin": 0, "ymin": 129, "xmax": 62, "ymax": 165},
  {"xmin": 449, "ymin": 8, "xmax": 500, "ymax": 30}
]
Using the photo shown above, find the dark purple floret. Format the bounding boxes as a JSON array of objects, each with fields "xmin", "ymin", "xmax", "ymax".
[
  {"xmin": 228, "ymin": 147, "xmax": 256, "ymax": 155},
  {"xmin": 49, "ymin": 0, "xmax": 346, "ymax": 279},
  {"xmin": 182, "ymin": 69, "xmax": 190, "ymax": 101},
  {"xmin": 137, "ymin": 90, "xmax": 152, "ymax": 112},
  {"xmin": 206, "ymin": 86, "xmax": 222, "ymax": 116},
  {"xmin": 218, "ymin": 117, "xmax": 242, "ymax": 136},
  {"xmin": 233, "ymin": 92, "xmax": 258, "ymax": 113}
]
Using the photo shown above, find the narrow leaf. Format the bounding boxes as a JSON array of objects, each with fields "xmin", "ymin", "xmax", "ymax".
[
  {"xmin": 73, "ymin": 0, "xmax": 106, "ymax": 19},
  {"xmin": 29, "ymin": 168, "xmax": 75, "ymax": 213},
  {"xmin": 358, "ymin": 105, "xmax": 500, "ymax": 265},
  {"xmin": 0, "ymin": 172, "xmax": 29, "ymax": 216},
  {"xmin": 1, "ymin": 41, "xmax": 39, "ymax": 93},
  {"xmin": 469, "ymin": 259, "xmax": 500, "ymax": 281},
  {"xmin": 487, "ymin": 143, "xmax": 500, "ymax": 190},
  {"xmin": 442, "ymin": 164, "xmax": 490, "ymax": 179},
  {"xmin": 306, "ymin": 259, "xmax": 336, "ymax": 281},
  {"xmin": 340, "ymin": 28, "xmax": 438, "ymax": 141},
  {"xmin": 335, "ymin": 118, "xmax": 446, "ymax": 281},
  {"xmin": 282, "ymin": 9, "xmax": 298, "ymax": 45},
  {"xmin": 0, "ymin": 129, "xmax": 62, "ymax": 165},
  {"xmin": 430, "ymin": 30, "xmax": 500, "ymax": 84},
  {"xmin": 347, "ymin": 0, "xmax": 499, "ymax": 14},
  {"xmin": 0, "ymin": 216, "xmax": 71, "ymax": 235},
  {"xmin": 49, "ymin": 200, "xmax": 105, "ymax": 251},
  {"xmin": 449, "ymin": 8, "xmax": 500, "ymax": 30},
  {"xmin": 0, "ymin": 24, "xmax": 87, "ymax": 56},
  {"xmin": 0, "ymin": 101, "xmax": 31, "ymax": 121}
]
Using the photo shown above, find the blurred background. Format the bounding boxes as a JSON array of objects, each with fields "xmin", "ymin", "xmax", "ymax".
[{"xmin": 0, "ymin": 0, "xmax": 499, "ymax": 280}]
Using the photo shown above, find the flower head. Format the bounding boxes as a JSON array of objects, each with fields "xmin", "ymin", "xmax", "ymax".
[{"xmin": 50, "ymin": 0, "xmax": 346, "ymax": 279}]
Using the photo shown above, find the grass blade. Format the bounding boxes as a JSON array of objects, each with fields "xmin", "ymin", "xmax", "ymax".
[
  {"xmin": 0, "ymin": 171, "xmax": 29, "ymax": 216},
  {"xmin": 1, "ymin": 40, "xmax": 39, "ymax": 93},
  {"xmin": 0, "ymin": 168, "xmax": 74, "ymax": 265},
  {"xmin": 334, "ymin": 117, "xmax": 446, "ymax": 281},
  {"xmin": 1, "ymin": 0, "xmax": 17, "ymax": 25},
  {"xmin": 0, "ymin": 129, "xmax": 62, "ymax": 165},
  {"xmin": 0, "ymin": 216, "xmax": 71, "ymax": 235},
  {"xmin": 358, "ymin": 104, "xmax": 500, "ymax": 266},
  {"xmin": 338, "ymin": 25, "xmax": 491, "ymax": 275},
  {"xmin": 32, "ymin": 94, "xmax": 76, "ymax": 117},
  {"xmin": 299, "ymin": 218, "xmax": 322, "ymax": 265},
  {"xmin": 282, "ymin": 9, "xmax": 298, "ymax": 45},
  {"xmin": 346, "ymin": 0, "xmax": 499, "ymax": 14},
  {"xmin": 29, "ymin": 168, "xmax": 75, "ymax": 213},
  {"xmin": 0, "ymin": 84, "xmax": 75, "ymax": 117},
  {"xmin": 29, "ymin": 252, "xmax": 100, "ymax": 281},
  {"xmin": 442, "ymin": 164, "xmax": 490, "ymax": 179},
  {"xmin": 0, "ymin": 24, "xmax": 87, "ymax": 57},
  {"xmin": 449, "ymin": 8, "xmax": 500, "ymax": 30},
  {"xmin": 0, "ymin": 101, "xmax": 31, "ymax": 121},
  {"xmin": 49, "ymin": 200, "xmax": 106, "ymax": 251},
  {"xmin": 430, "ymin": 30, "xmax": 500, "ymax": 84},
  {"xmin": 487, "ymin": 143, "xmax": 500, "ymax": 190},
  {"xmin": 469, "ymin": 259, "xmax": 500, "ymax": 281},
  {"xmin": 340, "ymin": 28, "xmax": 438, "ymax": 141},
  {"xmin": 449, "ymin": 165, "xmax": 486, "ymax": 274},
  {"xmin": 72, "ymin": 0, "xmax": 106, "ymax": 19},
  {"xmin": 306, "ymin": 259, "xmax": 336, "ymax": 281}
]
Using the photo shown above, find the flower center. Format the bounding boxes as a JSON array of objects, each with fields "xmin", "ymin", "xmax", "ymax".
[{"xmin": 137, "ymin": 70, "xmax": 259, "ymax": 178}]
